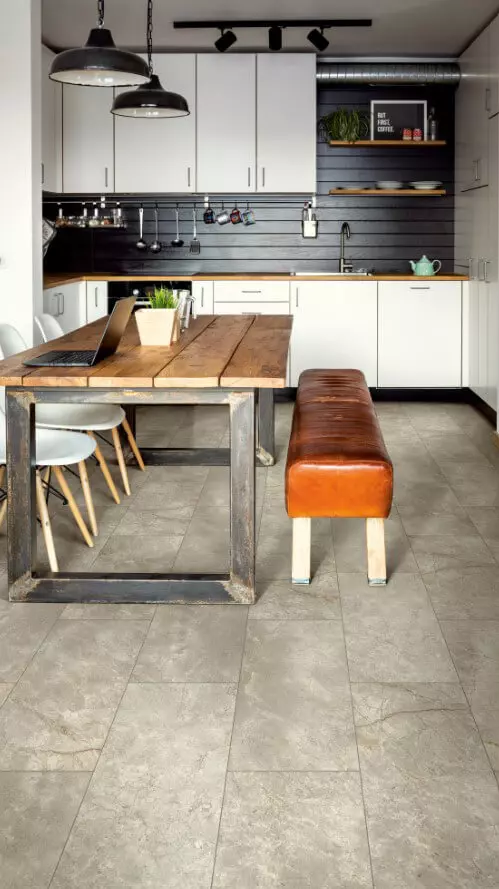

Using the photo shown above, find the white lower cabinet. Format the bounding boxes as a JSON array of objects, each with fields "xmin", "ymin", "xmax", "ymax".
[
  {"xmin": 213, "ymin": 281, "xmax": 290, "ymax": 303},
  {"xmin": 86, "ymin": 281, "xmax": 108, "ymax": 324},
  {"xmin": 43, "ymin": 280, "xmax": 108, "ymax": 335},
  {"xmin": 289, "ymin": 281, "xmax": 378, "ymax": 387},
  {"xmin": 378, "ymin": 282, "xmax": 462, "ymax": 387},
  {"xmin": 192, "ymin": 281, "xmax": 214, "ymax": 315}
]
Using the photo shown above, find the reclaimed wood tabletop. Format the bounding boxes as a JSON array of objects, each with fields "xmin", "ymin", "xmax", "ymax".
[{"xmin": 0, "ymin": 314, "xmax": 292, "ymax": 389}]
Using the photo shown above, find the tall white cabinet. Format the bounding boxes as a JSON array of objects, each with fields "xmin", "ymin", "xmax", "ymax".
[
  {"xmin": 114, "ymin": 54, "xmax": 197, "ymax": 193},
  {"xmin": 41, "ymin": 46, "xmax": 62, "ymax": 192},
  {"xmin": 62, "ymin": 85, "xmax": 114, "ymax": 193}
]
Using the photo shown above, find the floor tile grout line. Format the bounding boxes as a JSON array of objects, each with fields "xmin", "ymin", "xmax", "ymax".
[
  {"xmin": 170, "ymin": 462, "xmax": 222, "ymax": 572},
  {"xmin": 0, "ymin": 608, "xmax": 63, "ymax": 709},
  {"xmin": 209, "ymin": 605, "xmax": 250, "ymax": 889},
  {"xmin": 336, "ymin": 571, "xmax": 376, "ymax": 889},
  {"xmin": 46, "ymin": 606, "xmax": 157, "ymax": 889},
  {"xmin": 417, "ymin": 556, "xmax": 499, "ymax": 791}
]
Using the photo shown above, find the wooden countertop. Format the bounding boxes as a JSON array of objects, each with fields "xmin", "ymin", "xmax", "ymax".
[{"xmin": 44, "ymin": 273, "xmax": 469, "ymax": 287}]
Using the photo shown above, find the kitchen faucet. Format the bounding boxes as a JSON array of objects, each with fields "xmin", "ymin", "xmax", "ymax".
[{"xmin": 340, "ymin": 222, "xmax": 352, "ymax": 273}]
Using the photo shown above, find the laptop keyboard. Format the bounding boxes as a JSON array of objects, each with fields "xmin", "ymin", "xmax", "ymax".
[{"xmin": 41, "ymin": 350, "xmax": 95, "ymax": 366}]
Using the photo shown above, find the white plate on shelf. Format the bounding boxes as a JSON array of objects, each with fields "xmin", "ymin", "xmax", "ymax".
[
  {"xmin": 376, "ymin": 181, "xmax": 405, "ymax": 189},
  {"xmin": 409, "ymin": 180, "xmax": 442, "ymax": 189}
]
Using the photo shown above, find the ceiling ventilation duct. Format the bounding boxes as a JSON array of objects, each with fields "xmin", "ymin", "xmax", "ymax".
[{"xmin": 316, "ymin": 63, "xmax": 460, "ymax": 86}]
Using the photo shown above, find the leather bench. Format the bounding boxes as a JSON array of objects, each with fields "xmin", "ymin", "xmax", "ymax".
[{"xmin": 285, "ymin": 369, "xmax": 393, "ymax": 585}]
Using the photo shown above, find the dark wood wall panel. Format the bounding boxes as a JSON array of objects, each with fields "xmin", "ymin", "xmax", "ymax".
[{"xmin": 44, "ymin": 84, "xmax": 455, "ymax": 276}]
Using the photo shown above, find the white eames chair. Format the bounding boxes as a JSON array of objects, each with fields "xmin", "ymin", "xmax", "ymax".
[
  {"xmin": 1, "ymin": 320, "xmax": 145, "ymax": 511},
  {"xmin": 0, "ymin": 422, "xmax": 96, "ymax": 572}
]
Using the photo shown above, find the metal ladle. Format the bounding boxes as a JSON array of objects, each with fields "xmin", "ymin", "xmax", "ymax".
[
  {"xmin": 171, "ymin": 204, "xmax": 184, "ymax": 248},
  {"xmin": 136, "ymin": 205, "xmax": 147, "ymax": 251},
  {"xmin": 150, "ymin": 205, "xmax": 162, "ymax": 253}
]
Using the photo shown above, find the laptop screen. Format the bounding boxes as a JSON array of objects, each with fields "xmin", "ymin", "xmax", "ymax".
[{"xmin": 92, "ymin": 296, "xmax": 136, "ymax": 363}]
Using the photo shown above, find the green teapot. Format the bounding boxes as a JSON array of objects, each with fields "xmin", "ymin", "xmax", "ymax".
[{"xmin": 409, "ymin": 255, "xmax": 442, "ymax": 276}]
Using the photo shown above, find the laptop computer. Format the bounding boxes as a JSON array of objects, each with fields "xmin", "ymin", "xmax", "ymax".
[{"xmin": 24, "ymin": 296, "xmax": 136, "ymax": 367}]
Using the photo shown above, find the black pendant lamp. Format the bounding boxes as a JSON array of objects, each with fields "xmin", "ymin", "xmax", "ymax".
[
  {"xmin": 112, "ymin": 0, "xmax": 190, "ymax": 118},
  {"xmin": 50, "ymin": 0, "xmax": 150, "ymax": 87}
]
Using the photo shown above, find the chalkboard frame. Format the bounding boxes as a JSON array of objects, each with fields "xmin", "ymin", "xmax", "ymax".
[{"xmin": 370, "ymin": 100, "xmax": 428, "ymax": 141}]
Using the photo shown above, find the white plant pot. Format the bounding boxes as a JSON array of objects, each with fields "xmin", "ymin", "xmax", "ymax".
[{"xmin": 135, "ymin": 307, "xmax": 179, "ymax": 346}]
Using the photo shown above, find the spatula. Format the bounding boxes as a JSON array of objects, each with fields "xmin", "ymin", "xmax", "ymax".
[{"xmin": 190, "ymin": 205, "xmax": 201, "ymax": 254}]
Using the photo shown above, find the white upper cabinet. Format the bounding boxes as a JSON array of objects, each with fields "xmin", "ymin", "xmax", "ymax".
[
  {"xmin": 62, "ymin": 84, "xmax": 114, "ymax": 193},
  {"xmin": 256, "ymin": 54, "xmax": 316, "ymax": 193},
  {"xmin": 457, "ymin": 28, "xmax": 489, "ymax": 190},
  {"xmin": 197, "ymin": 55, "xmax": 256, "ymax": 193},
  {"xmin": 114, "ymin": 54, "xmax": 196, "ymax": 193},
  {"xmin": 41, "ymin": 46, "xmax": 62, "ymax": 192}
]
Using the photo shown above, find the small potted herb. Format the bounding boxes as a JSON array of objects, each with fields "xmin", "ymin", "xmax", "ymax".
[{"xmin": 135, "ymin": 286, "xmax": 180, "ymax": 346}]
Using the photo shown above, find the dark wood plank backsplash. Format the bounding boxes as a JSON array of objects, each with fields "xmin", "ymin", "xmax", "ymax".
[{"xmin": 44, "ymin": 85, "xmax": 455, "ymax": 276}]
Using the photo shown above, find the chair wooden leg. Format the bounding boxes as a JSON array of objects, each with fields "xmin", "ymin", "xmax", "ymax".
[
  {"xmin": 292, "ymin": 517, "xmax": 311, "ymax": 584},
  {"xmin": 36, "ymin": 471, "xmax": 59, "ymax": 572},
  {"xmin": 87, "ymin": 432, "xmax": 121, "ymax": 505},
  {"xmin": 112, "ymin": 427, "xmax": 131, "ymax": 496},
  {"xmin": 78, "ymin": 460, "xmax": 98, "ymax": 537},
  {"xmin": 53, "ymin": 466, "xmax": 94, "ymax": 549},
  {"xmin": 366, "ymin": 518, "xmax": 387, "ymax": 586},
  {"xmin": 121, "ymin": 418, "xmax": 145, "ymax": 471}
]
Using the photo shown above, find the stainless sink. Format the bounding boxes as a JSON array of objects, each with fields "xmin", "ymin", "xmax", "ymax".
[{"xmin": 291, "ymin": 271, "xmax": 372, "ymax": 277}]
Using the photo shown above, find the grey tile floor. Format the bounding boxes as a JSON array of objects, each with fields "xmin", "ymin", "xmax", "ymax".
[{"xmin": 2, "ymin": 400, "xmax": 499, "ymax": 886}]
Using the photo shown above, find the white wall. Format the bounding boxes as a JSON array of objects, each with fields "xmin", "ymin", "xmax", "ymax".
[{"xmin": 0, "ymin": 0, "xmax": 42, "ymax": 347}]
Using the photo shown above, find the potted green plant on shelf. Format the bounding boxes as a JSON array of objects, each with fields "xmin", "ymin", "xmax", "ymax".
[
  {"xmin": 135, "ymin": 286, "xmax": 180, "ymax": 346},
  {"xmin": 319, "ymin": 108, "xmax": 370, "ymax": 143}
]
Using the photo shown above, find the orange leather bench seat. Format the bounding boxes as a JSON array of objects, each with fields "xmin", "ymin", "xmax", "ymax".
[{"xmin": 286, "ymin": 369, "xmax": 393, "ymax": 519}]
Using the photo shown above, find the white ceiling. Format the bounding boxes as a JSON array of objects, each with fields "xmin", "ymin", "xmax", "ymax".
[{"xmin": 42, "ymin": 0, "xmax": 499, "ymax": 57}]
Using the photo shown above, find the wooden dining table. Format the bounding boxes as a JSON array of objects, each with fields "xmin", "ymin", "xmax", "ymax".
[{"xmin": 0, "ymin": 313, "xmax": 292, "ymax": 605}]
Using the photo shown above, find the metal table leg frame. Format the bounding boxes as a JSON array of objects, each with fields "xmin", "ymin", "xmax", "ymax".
[
  {"xmin": 230, "ymin": 390, "xmax": 256, "ymax": 603},
  {"xmin": 6, "ymin": 389, "xmax": 37, "ymax": 600},
  {"xmin": 257, "ymin": 388, "xmax": 275, "ymax": 466}
]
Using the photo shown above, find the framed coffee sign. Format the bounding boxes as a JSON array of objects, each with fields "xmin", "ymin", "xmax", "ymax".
[{"xmin": 370, "ymin": 100, "xmax": 427, "ymax": 140}]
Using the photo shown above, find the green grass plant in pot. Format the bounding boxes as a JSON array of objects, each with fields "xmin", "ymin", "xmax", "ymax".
[
  {"xmin": 135, "ymin": 286, "xmax": 180, "ymax": 346},
  {"xmin": 319, "ymin": 108, "xmax": 370, "ymax": 143}
]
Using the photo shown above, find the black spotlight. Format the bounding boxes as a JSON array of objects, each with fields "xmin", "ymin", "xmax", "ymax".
[
  {"xmin": 215, "ymin": 29, "xmax": 237, "ymax": 52},
  {"xmin": 307, "ymin": 27, "xmax": 329, "ymax": 52},
  {"xmin": 268, "ymin": 25, "xmax": 282, "ymax": 51}
]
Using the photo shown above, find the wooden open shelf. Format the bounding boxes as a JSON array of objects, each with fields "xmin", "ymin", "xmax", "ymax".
[
  {"xmin": 328, "ymin": 140, "xmax": 447, "ymax": 147},
  {"xmin": 328, "ymin": 188, "xmax": 446, "ymax": 196}
]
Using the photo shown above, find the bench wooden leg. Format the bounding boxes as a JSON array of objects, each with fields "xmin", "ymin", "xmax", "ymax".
[
  {"xmin": 292, "ymin": 517, "xmax": 311, "ymax": 584},
  {"xmin": 366, "ymin": 518, "xmax": 387, "ymax": 586}
]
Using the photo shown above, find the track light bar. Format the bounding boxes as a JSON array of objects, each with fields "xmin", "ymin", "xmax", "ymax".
[{"xmin": 174, "ymin": 19, "xmax": 372, "ymax": 29}]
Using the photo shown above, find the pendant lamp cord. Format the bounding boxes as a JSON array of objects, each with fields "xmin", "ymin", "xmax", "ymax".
[
  {"xmin": 97, "ymin": 0, "xmax": 104, "ymax": 27},
  {"xmin": 147, "ymin": 0, "xmax": 154, "ymax": 76}
]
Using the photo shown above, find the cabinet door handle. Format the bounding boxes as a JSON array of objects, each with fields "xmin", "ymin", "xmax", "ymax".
[
  {"xmin": 242, "ymin": 312, "xmax": 262, "ymax": 315},
  {"xmin": 486, "ymin": 87, "xmax": 491, "ymax": 112},
  {"xmin": 187, "ymin": 167, "xmax": 191, "ymax": 188},
  {"xmin": 473, "ymin": 159, "xmax": 479, "ymax": 181},
  {"xmin": 241, "ymin": 290, "xmax": 262, "ymax": 294},
  {"xmin": 41, "ymin": 162, "xmax": 45, "ymax": 185},
  {"xmin": 200, "ymin": 287, "xmax": 204, "ymax": 308},
  {"xmin": 95, "ymin": 286, "xmax": 99, "ymax": 307},
  {"xmin": 484, "ymin": 260, "xmax": 491, "ymax": 283},
  {"xmin": 59, "ymin": 292, "xmax": 65, "ymax": 315},
  {"xmin": 104, "ymin": 167, "xmax": 109, "ymax": 187},
  {"xmin": 410, "ymin": 286, "xmax": 431, "ymax": 290},
  {"xmin": 247, "ymin": 167, "xmax": 251, "ymax": 188},
  {"xmin": 477, "ymin": 258, "xmax": 485, "ymax": 281},
  {"xmin": 469, "ymin": 257, "xmax": 475, "ymax": 280},
  {"xmin": 295, "ymin": 287, "xmax": 299, "ymax": 308},
  {"xmin": 262, "ymin": 167, "xmax": 266, "ymax": 188}
]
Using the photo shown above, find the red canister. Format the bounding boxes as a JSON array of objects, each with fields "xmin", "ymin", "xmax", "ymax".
[
  {"xmin": 402, "ymin": 128, "xmax": 412, "ymax": 141},
  {"xmin": 413, "ymin": 128, "xmax": 423, "ymax": 141}
]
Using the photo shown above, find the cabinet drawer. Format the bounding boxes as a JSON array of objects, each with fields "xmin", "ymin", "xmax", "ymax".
[
  {"xmin": 213, "ymin": 281, "xmax": 290, "ymax": 303},
  {"xmin": 378, "ymin": 281, "xmax": 462, "ymax": 300},
  {"xmin": 215, "ymin": 301, "xmax": 290, "ymax": 315}
]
